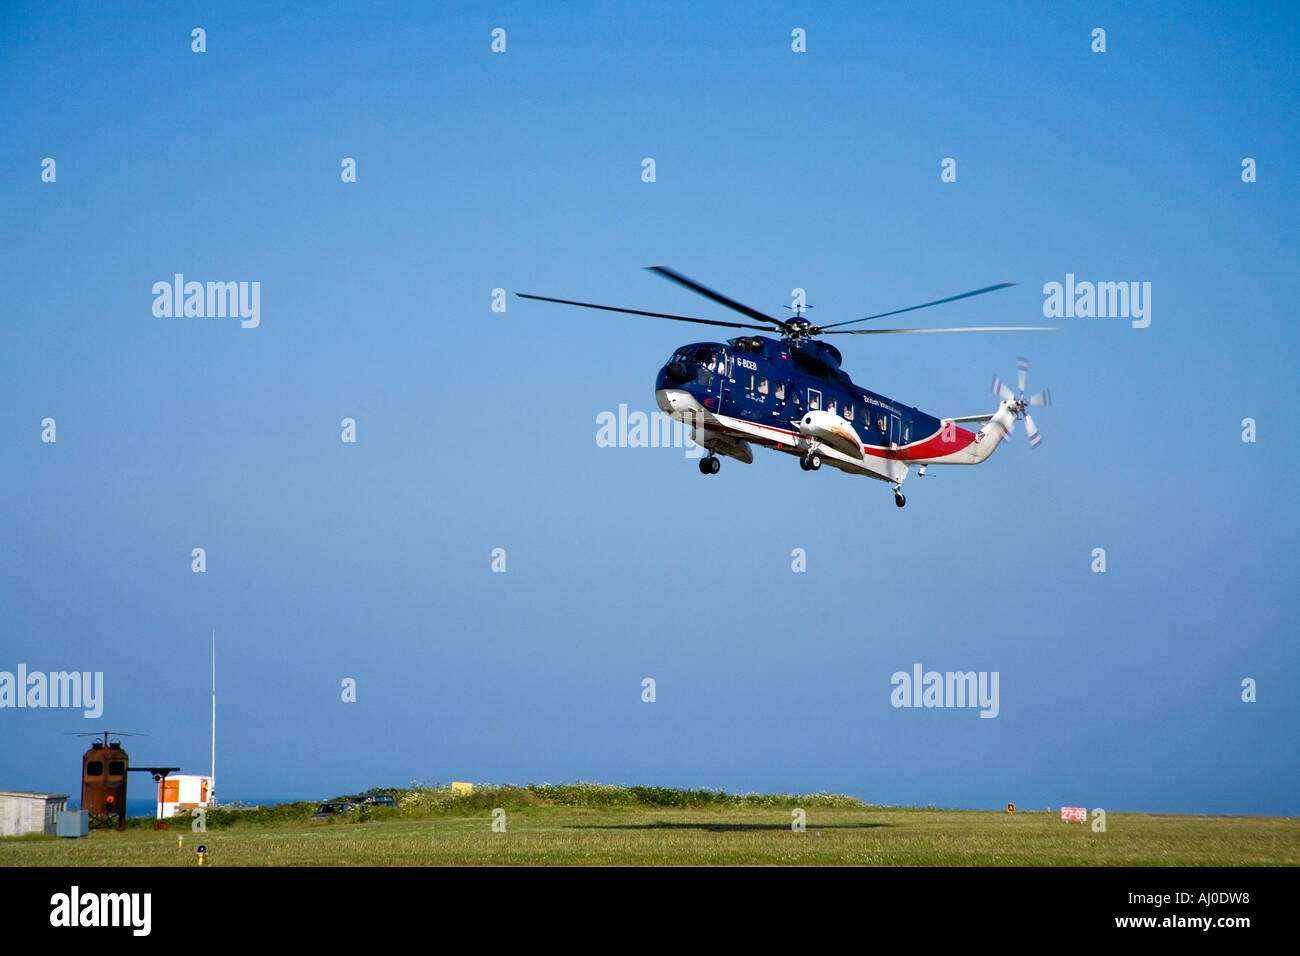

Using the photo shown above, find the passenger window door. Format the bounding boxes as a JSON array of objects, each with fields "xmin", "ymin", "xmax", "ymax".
[
  {"xmin": 719, "ymin": 352, "xmax": 734, "ymax": 404},
  {"xmin": 808, "ymin": 388, "xmax": 821, "ymax": 411}
]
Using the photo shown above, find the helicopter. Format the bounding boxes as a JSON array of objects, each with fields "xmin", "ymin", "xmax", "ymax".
[{"xmin": 518, "ymin": 267, "xmax": 1054, "ymax": 507}]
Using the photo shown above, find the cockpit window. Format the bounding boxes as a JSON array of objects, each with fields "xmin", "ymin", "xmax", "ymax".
[
  {"xmin": 691, "ymin": 347, "xmax": 723, "ymax": 372},
  {"xmin": 673, "ymin": 347, "xmax": 724, "ymax": 373}
]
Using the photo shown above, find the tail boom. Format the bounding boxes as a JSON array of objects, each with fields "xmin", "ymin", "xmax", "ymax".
[{"xmin": 907, "ymin": 401, "xmax": 1020, "ymax": 466}]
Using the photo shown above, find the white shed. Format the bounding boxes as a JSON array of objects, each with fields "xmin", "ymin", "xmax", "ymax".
[
  {"xmin": 157, "ymin": 774, "xmax": 214, "ymax": 819},
  {"xmin": 0, "ymin": 791, "xmax": 68, "ymax": 837}
]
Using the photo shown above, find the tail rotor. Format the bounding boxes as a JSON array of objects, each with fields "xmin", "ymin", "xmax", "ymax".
[{"xmin": 991, "ymin": 357, "xmax": 1051, "ymax": 449}]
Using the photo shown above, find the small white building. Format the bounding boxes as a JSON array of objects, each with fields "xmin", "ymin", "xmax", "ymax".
[
  {"xmin": 157, "ymin": 774, "xmax": 214, "ymax": 819},
  {"xmin": 0, "ymin": 791, "xmax": 68, "ymax": 837}
]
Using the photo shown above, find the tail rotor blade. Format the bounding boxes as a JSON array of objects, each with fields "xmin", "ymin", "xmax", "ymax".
[
  {"xmin": 993, "ymin": 360, "xmax": 1048, "ymax": 447},
  {"xmin": 1024, "ymin": 413, "xmax": 1043, "ymax": 449}
]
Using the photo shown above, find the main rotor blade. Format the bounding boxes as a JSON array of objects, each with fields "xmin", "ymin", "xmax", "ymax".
[
  {"xmin": 515, "ymin": 293, "xmax": 779, "ymax": 331},
  {"xmin": 1026, "ymin": 389, "xmax": 1051, "ymax": 407},
  {"xmin": 644, "ymin": 265, "xmax": 790, "ymax": 330},
  {"xmin": 1016, "ymin": 357, "xmax": 1029, "ymax": 395},
  {"xmin": 991, "ymin": 375, "xmax": 1017, "ymax": 402},
  {"xmin": 822, "ymin": 326, "xmax": 1056, "ymax": 335},
  {"xmin": 817, "ymin": 282, "xmax": 1017, "ymax": 331}
]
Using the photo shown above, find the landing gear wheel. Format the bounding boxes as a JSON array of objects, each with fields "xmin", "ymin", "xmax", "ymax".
[
  {"xmin": 894, "ymin": 491, "xmax": 906, "ymax": 508},
  {"xmin": 802, "ymin": 453, "xmax": 821, "ymax": 471},
  {"xmin": 699, "ymin": 455, "xmax": 720, "ymax": 475}
]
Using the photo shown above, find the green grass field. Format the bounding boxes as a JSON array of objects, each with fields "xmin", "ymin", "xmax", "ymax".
[{"xmin": 2, "ymin": 785, "xmax": 1295, "ymax": 866}]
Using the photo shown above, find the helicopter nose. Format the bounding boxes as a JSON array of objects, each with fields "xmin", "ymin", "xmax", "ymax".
[{"xmin": 656, "ymin": 387, "xmax": 707, "ymax": 418}]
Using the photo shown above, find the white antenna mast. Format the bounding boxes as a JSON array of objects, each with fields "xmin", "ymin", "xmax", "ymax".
[{"xmin": 211, "ymin": 628, "xmax": 216, "ymax": 806}]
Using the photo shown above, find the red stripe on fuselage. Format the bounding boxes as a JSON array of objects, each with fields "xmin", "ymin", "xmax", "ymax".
[
  {"xmin": 702, "ymin": 417, "xmax": 977, "ymax": 460},
  {"xmin": 861, "ymin": 426, "xmax": 977, "ymax": 461}
]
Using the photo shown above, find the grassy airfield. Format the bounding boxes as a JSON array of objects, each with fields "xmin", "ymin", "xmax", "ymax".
[{"xmin": 2, "ymin": 785, "xmax": 1295, "ymax": 866}]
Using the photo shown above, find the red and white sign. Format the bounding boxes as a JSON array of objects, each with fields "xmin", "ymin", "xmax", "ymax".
[{"xmin": 1060, "ymin": 806, "xmax": 1087, "ymax": 822}]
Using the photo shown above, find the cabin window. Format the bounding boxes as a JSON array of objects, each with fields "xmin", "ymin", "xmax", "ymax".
[
  {"xmin": 744, "ymin": 372, "xmax": 756, "ymax": 392},
  {"xmin": 827, "ymin": 397, "xmax": 837, "ymax": 415},
  {"xmin": 108, "ymin": 760, "xmax": 125, "ymax": 775},
  {"xmin": 87, "ymin": 761, "xmax": 103, "ymax": 776},
  {"xmin": 844, "ymin": 402, "xmax": 854, "ymax": 421},
  {"xmin": 903, "ymin": 422, "xmax": 910, "ymax": 442},
  {"xmin": 758, "ymin": 376, "xmax": 769, "ymax": 396},
  {"xmin": 877, "ymin": 415, "xmax": 887, "ymax": 432},
  {"xmin": 808, "ymin": 389, "xmax": 821, "ymax": 410},
  {"xmin": 774, "ymin": 381, "xmax": 785, "ymax": 400}
]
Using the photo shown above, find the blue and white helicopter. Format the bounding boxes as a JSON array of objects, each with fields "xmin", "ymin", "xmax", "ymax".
[{"xmin": 519, "ymin": 267, "xmax": 1054, "ymax": 507}]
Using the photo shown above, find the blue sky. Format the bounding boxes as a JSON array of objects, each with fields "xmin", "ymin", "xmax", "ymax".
[{"xmin": 1, "ymin": 1, "xmax": 1297, "ymax": 816}]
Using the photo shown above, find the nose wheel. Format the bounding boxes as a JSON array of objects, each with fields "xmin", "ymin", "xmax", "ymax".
[
  {"xmin": 894, "ymin": 487, "xmax": 906, "ymax": 508},
  {"xmin": 699, "ymin": 455, "xmax": 721, "ymax": 475}
]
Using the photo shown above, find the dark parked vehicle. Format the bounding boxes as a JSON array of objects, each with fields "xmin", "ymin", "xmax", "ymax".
[
  {"xmin": 311, "ymin": 801, "xmax": 354, "ymax": 819},
  {"xmin": 358, "ymin": 793, "xmax": 397, "ymax": 808}
]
